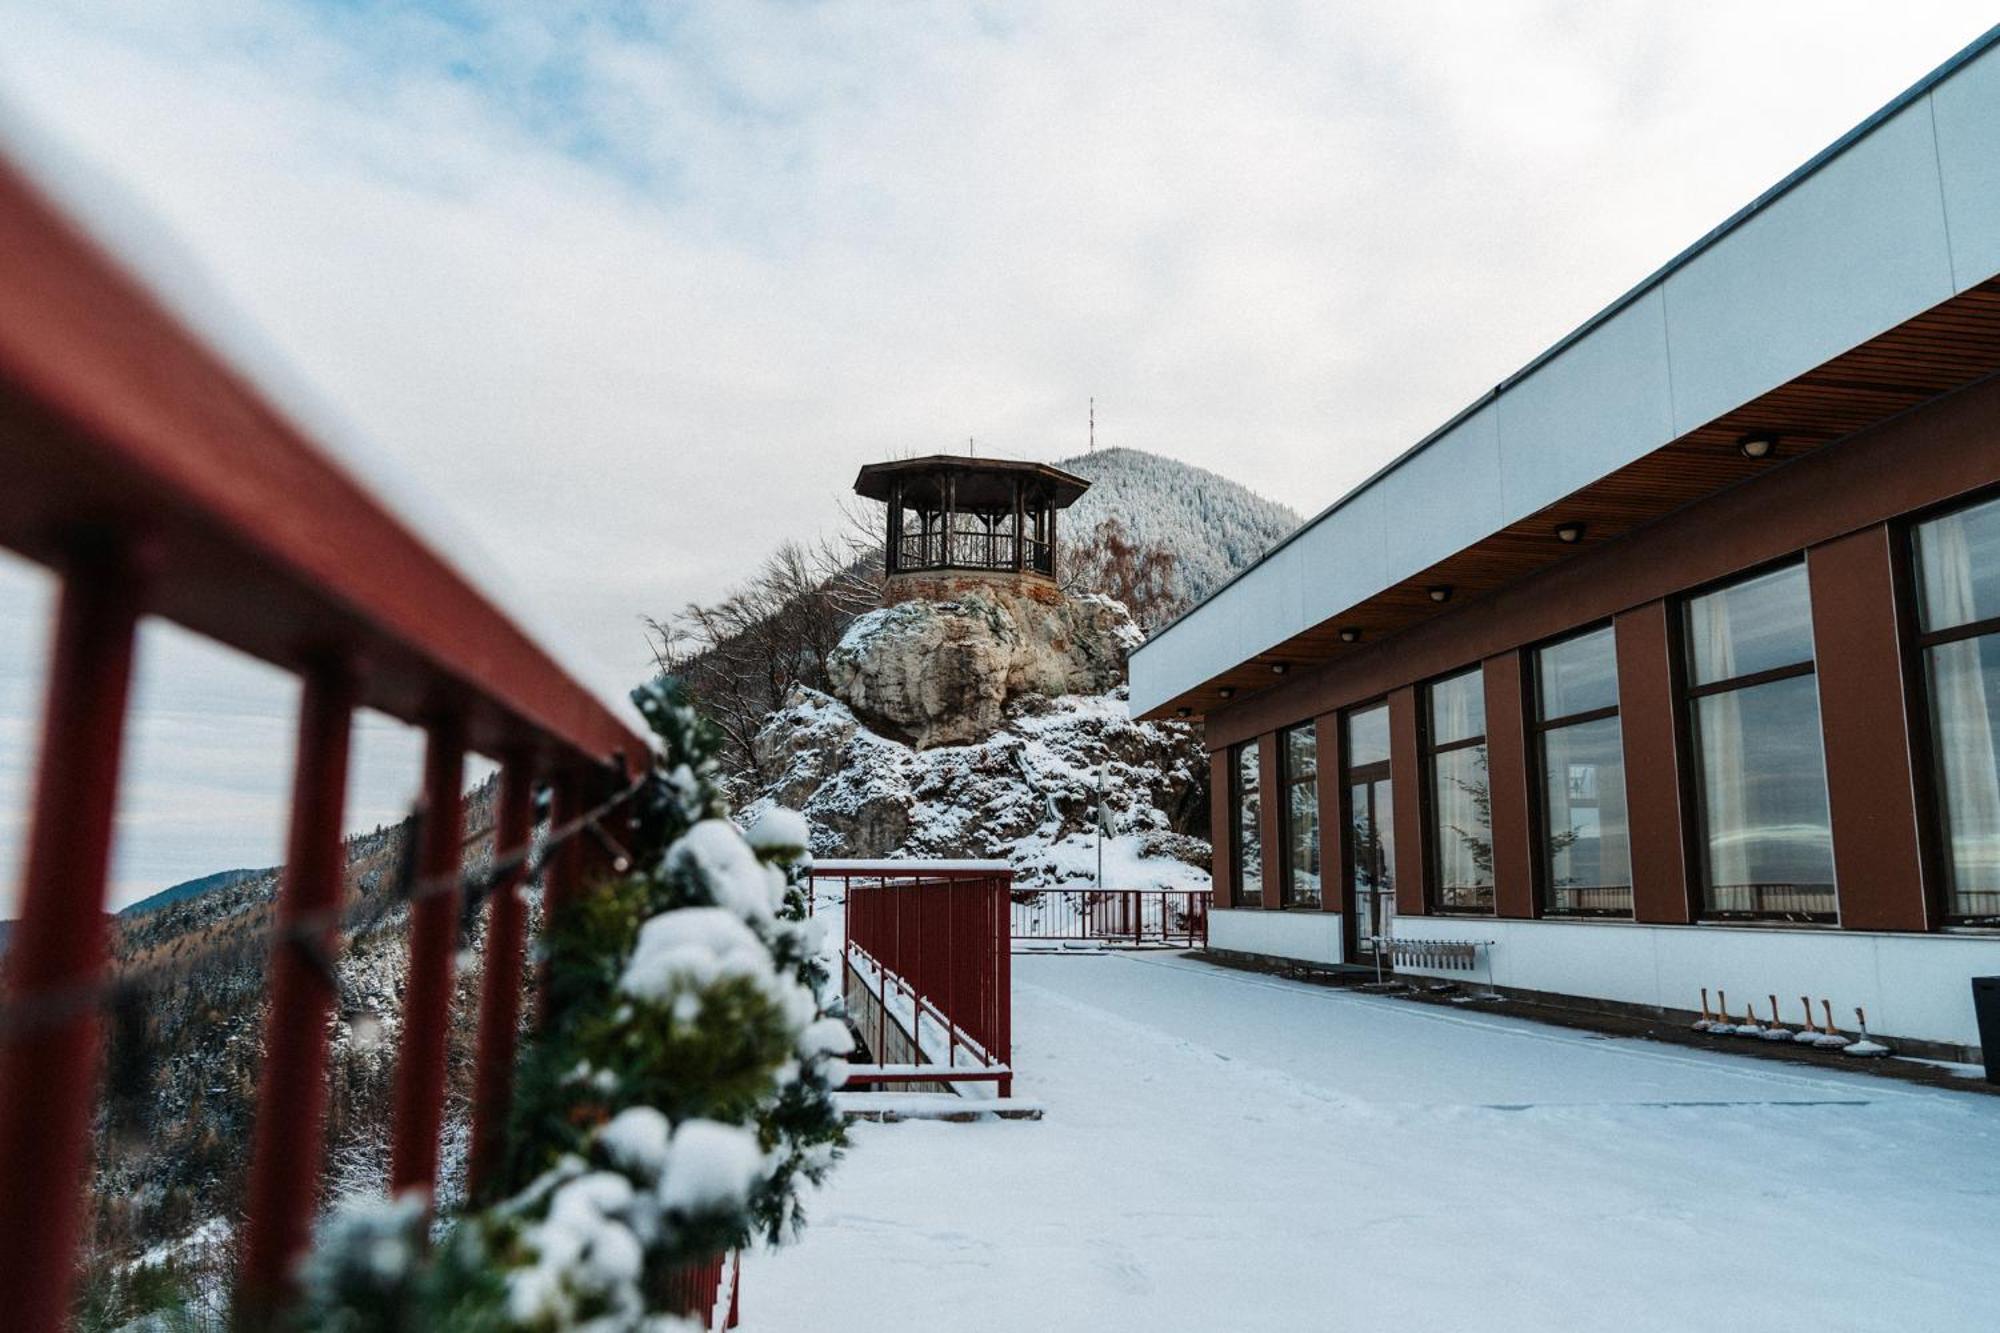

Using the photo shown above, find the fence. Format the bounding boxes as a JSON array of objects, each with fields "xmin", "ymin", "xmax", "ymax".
[
  {"xmin": 1010, "ymin": 888, "xmax": 1209, "ymax": 949},
  {"xmin": 0, "ymin": 153, "xmax": 739, "ymax": 1329},
  {"xmin": 812, "ymin": 861, "xmax": 1013, "ymax": 1096}
]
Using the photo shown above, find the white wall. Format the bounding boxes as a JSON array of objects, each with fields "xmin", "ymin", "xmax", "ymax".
[
  {"xmin": 1387, "ymin": 916, "xmax": 2000, "ymax": 1050},
  {"xmin": 1210, "ymin": 909, "xmax": 1344, "ymax": 967}
]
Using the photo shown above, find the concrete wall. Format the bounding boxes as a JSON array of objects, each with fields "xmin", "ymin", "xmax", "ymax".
[
  {"xmin": 1210, "ymin": 909, "xmax": 1344, "ymax": 966},
  {"xmin": 1387, "ymin": 916, "xmax": 2000, "ymax": 1051}
]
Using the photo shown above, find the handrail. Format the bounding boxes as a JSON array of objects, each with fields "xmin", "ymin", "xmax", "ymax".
[{"xmin": 0, "ymin": 150, "xmax": 654, "ymax": 1330}]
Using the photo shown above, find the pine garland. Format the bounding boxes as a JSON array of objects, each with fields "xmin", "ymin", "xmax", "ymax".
[{"xmin": 291, "ymin": 680, "xmax": 849, "ymax": 1330}]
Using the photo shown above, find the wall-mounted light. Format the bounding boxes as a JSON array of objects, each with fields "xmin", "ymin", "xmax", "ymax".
[
  {"xmin": 1427, "ymin": 585, "xmax": 1453, "ymax": 604},
  {"xmin": 1738, "ymin": 431, "xmax": 1777, "ymax": 460},
  {"xmin": 1270, "ymin": 662, "xmax": 1290, "ymax": 676},
  {"xmin": 1175, "ymin": 706, "xmax": 1192, "ymax": 718},
  {"xmin": 1338, "ymin": 627, "xmax": 1362, "ymax": 644},
  {"xmin": 1554, "ymin": 521, "xmax": 1586, "ymax": 544},
  {"xmin": 1218, "ymin": 686, "xmax": 1236, "ymax": 699}
]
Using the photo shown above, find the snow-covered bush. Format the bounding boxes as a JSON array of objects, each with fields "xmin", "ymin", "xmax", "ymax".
[{"xmin": 292, "ymin": 679, "xmax": 847, "ymax": 1329}]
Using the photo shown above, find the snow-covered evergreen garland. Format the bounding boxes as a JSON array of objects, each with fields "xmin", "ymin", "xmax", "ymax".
[{"xmin": 291, "ymin": 680, "xmax": 849, "ymax": 1330}]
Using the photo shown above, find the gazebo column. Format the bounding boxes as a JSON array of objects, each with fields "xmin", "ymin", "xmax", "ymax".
[{"xmin": 1012, "ymin": 478, "xmax": 1025, "ymax": 572}]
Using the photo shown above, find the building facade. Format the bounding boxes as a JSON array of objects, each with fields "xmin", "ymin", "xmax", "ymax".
[{"xmin": 1129, "ymin": 27, "xmax": 2000, "ymax": 1057}]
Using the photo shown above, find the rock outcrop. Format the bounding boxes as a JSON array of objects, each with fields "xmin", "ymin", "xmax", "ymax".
[
  {"xmin": 827, "ymin": 584, "xmax": 1142, "ymax": 750},
  {"xmin": 745, "ymin": 684, "xmax": 1210, "ymax": 890}
]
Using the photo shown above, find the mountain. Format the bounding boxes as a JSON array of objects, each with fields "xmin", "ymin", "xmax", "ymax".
[
  {"xmin": 119, "ymin": 867, "xmax": 267, "ymax": 918},
  {"xmin": 1055, "ymin": 447, "xmax": 1302, "ymax": 607}
]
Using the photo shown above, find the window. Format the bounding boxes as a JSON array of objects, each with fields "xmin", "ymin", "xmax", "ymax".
[
  {"xmin": 1913, "ymin": 494, "xmax": 2000, "ymax": 922},
  {"xmin": 1231, "ymin": 740, "xmax": 1263, "ymax": 908},
  {"xmin": 1534, "ymin": 626, "xmax": 1632, "ymax": 916},
  {"xmin": 1280, "ymin": 725, "xmax": 1321, "ymax": 908},
  {"xmin": 1425, "ymin": 667, "xmax": 1492, "ymax": 912},
  {"xmin": 1682, "ymin": 562, "xmax": 1835, "ymax": 920}
]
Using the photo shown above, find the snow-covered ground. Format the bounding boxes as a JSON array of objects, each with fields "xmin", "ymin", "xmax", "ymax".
[{"xmin": 747, "ymin": 952, "xmax": 2000, "ymax": 1331}]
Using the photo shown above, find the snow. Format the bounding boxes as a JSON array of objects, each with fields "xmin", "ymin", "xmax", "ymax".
[
  {"xmin": 618, "ymin": 907, "xmax": 772, "ymax": 1004},
  {"xmin": 664, "ymin": 820, "xmax": 784, "ymax": 923},
  {"xmin": 746, "ymin": 952, "xmax": 2000, "ymax": 1331},
  {"xmin": 598, "ymin": 1106, "xmax": 673, "ymax": 1180},
  {"xmin": 660, "ymin": 1120, "xmax": 767, "ymax": 1214},
  {"xmin": 744, "ymin": 808, "xmax": 812, "ymax": 857},
  {"xmin": 813, "ymin": 859, "xmax": 1014, "ymax": 874}
]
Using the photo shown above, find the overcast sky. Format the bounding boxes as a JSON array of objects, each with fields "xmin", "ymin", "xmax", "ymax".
[{"xmin": 2, "ymin": 1, "xmax": 1994, "ymax": 909}]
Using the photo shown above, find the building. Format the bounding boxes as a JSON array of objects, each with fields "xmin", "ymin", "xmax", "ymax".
[
  {"xmin": 854, "ymin": 454, "xmax": 1091, "ymax": 603},
  {"xmin": 1128, "ymin": 27, "xmax": 2000, "ymax": 1058}
]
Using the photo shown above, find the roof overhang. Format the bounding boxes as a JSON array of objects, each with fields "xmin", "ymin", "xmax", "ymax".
[
  {"xmin": 1131, "ymin": 24, "xmax": 2000, "ymax": 722},
  {"xmin": 854, "ymin": 455, "xmax": 1092, "ymax": 511}
]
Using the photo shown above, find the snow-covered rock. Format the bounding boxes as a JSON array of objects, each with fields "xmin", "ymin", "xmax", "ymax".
[
  {"xmin": 746, "ymin": 684, "xmax": 1209, "ymax": 891},
  {"xmin": 827, "ymin": 585, "xmax": 1141, "ymax": 749}
]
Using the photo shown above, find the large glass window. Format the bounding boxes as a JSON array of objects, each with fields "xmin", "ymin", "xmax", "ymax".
[
  {"xmin": 1534, "ymin": 627, "xmax": 1632, "ymax": 916},
  {"xmin": 1425, "ymin": 667, "xmax": 1492, "ymax": 912},
  {"xmin": 1682, "ymin": 562, "xmax": 1835, "ymax": 920},
  {"xmin": 1280, "ymin": 725, "xmax": 1321, "ymax": 908},
  {"xmin": 1914, "ymin": 494, "xmax": 2000, "ymax": 921},
  {"xmin": 1231, "ymin": 740, "xmax": 1263, "ymax": 908},
  {"xmin": 1343, "ymin": 703, "xmax": 1395, "ymax": 955}
]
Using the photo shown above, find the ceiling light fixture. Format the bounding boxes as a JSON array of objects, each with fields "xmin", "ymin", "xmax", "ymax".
[
  {"xmin": 1175, "ymin": 706, "xmax": 1192, "ymax": 718},
  {"xmin": 1738, "ymin": 431, "xmax": 1778, "ymax": 460},
  {"xmin": 1427, "ymin": 585, "xmax": 1453, "ymax": 604},
  {"xmin": 1218, "ymin": 686, "xmax": 1236, "ymax": 699},
  {"xmin": 1338, "ymin": 627, "xmax": 1362, "ymax": 643},
  {"xmin": 1554, "ymin": 521, "xmax": 1585, "ymax": 544},
  {"xmin": 1270, "ymin": 662, "xmax": 1290, "ymax": 676}
]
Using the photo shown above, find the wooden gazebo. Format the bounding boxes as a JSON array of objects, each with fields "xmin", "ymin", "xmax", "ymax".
[{"xmin": 854, "ymin": 455, "xmax": 1091, "ymax": 586}]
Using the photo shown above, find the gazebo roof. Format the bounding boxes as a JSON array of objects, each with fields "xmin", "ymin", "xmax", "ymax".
[{"xmin": 853, "ymin": 455, "xmax": 1092, "ymax": 511}]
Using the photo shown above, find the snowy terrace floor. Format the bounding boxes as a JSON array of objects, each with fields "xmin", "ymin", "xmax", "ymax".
[{"xmin": 749, "ymin": 951, "xmax": 2000, "ymax": 1332}]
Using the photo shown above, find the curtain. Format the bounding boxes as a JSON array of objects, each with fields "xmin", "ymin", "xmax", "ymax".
[
  {"xmin": 1697, "ymin": 592, "xmax": 1752, "ymax": 901},
  {"xmin": 1929, "ymin": 514, "xmax": 2000, "ymax": 908}
]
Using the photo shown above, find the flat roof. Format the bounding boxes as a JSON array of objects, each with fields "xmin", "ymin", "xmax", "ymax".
[{"xmin": 1130, "ymin": 24, "xmax": 2000, "ymax": 720}]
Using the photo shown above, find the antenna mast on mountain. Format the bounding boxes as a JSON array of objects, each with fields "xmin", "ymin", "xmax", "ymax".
[{"xmin": 1089, "ymin": 397, "xmax": 1096, "ymax": 452}]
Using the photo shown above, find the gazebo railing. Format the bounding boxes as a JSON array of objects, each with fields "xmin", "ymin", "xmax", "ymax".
[
  {"xmin": 895, "ymin": 523, "xmax": 1054, "ymax": 577},
  {"xmin": 0, "ymin": 151, "xmax": 677, "ymax": 1328}
]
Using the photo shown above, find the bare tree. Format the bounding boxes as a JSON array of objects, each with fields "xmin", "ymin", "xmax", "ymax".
[
  {"xmin": 1062, "ymin": 515, "xmax": 1183, "ymax": 632},
  {"xmin": 649, "ymin": 537, "xmax": 881, "ymax": 786}
]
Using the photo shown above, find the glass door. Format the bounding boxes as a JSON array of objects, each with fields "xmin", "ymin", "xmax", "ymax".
[{"xmin": 1342, "ymin": 702, "xmax": 1396, "ymax": 964}]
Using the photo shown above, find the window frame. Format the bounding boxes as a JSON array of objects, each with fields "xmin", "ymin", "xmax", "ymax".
[
  {"xmin": 1528, "ymin": 623, "xmax": 1633, "ymax": 919},
  {"xmin": 1229, "ymin": 739, "xmax": 1264, "ymax": 909},
  {"xmin": 1906, "ymin": 489, "xmax": 2000, "ymax": 926},
  {"xmin": 1677, "ymin": 558, "xmax": 1837, "ymax": 924},
  {"xmin": 1422, "ymin": 665, "xmax": 1494, "ymax": 915},
  {"xmin": 1277, "ymin": 722, "xmax": 1321, "ymax": 909}
]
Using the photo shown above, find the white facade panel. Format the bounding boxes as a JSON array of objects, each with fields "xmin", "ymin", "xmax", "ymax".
[
  {"xmin": 1383, "ymin": 916, "xmax": 2000, "ymax": 1049},
  {"xmin": 1209, "ymin": 909, "xmax": 1344, "ymax": 967},
  {"xmin": 1662, "ymin": 100, "xmax": 1955, "ymax": 434},
  {"xmin": 1291, "ymin": 483, "xmax": 1390, "ymax": 635},
  {"xmin": 1933, "ymin": 46, "xmax": 2000, "ymax": 291},
  {"xmin": 1370, "ymin": 404, "xmax": 1503, "ymax": 585},
  {"xmin": 1496, "ymin": 290, "xmax": 1676, "ymax": 519}
]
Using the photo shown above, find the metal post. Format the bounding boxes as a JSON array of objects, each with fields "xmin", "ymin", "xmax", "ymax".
[
  {"xmin": 389, "ymin": 714, "xmax": 464, "ymax": 1196},
  {"xmin": 237, "ymin": 656, "xmax": 357, "ymax": 1321},
  {"xmin": 996, "ymin": 875, "xmax": 1013, "ymax": 1097},
  {"xmin": 468, "ymin": 756, "xmax": 535, "ymax": 1199},
  {"xmin": 0, "ymin": 543, "xmax": 143, "ymax": 1333}
]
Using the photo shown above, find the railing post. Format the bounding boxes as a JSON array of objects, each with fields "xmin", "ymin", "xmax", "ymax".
[
  {"xmin": 237, "ymin": 655, "xmax": 358, "ymax": 1322},
  {"xmin": 996, "ymin": 874, "xmax": 1013, "ymax": 1097},
  {"xmin": 389, "ymin": 713, "xmax": 465, "ymax": 1197},
  {"xmin": 468, "ymin": 755, "xmax": 536, "ymax": 1200},
  {"xmin": 536, "ymin": 768, "xmax": 582, "ymax": 1023},
  {"xmin": 0, "ymin": 540, "xmax": 143, "ymax": 1333}
]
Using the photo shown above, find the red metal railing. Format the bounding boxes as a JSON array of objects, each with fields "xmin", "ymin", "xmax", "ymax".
[
  {"xmin": 813, "ymin": 862, "xmax": 1013, "ymax": 1097},
  {"xmin": 0, "ymin": 153, "xmax": 742, "ymax": 1328},
  {"xmin": 1010, "ymin": 888, "xmax": 1209, "ymax": 949}
]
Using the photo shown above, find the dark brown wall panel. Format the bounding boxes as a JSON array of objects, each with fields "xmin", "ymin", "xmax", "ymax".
[
  {"xmin": 1389, "ymin": 686, "xmax": 1428, "ymax": 918},
  {"xmin": 1483, "ymin": 652, "xmax": 1536, "ymax": 919},
  {"xmin": 1614, "ymin": 603, "xmax": 1693, "ymax": 924},
  {"xmin": 1315, "ymin": 713, "xmax": 1344, "ymax": 915},
  {"xmin": 1208, "ymin": 748, "xmax": 1235, "ymax": 912},
  {"xmin": 1807, "ymin": 527, "xmax": 1931, "ymax": 931}
]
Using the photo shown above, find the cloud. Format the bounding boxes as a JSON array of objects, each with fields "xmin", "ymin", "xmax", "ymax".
[{"xmin": 0, "ymin": 1, "xmax": 1992, "ymax": 903}]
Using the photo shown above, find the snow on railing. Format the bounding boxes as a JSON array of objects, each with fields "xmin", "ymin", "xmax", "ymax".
[{"xmin": 0, "ymin": 150, "xmax": 679, "ymax": 1330}]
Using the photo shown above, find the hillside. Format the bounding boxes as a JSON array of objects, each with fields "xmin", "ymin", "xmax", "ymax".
[{"xmin": 1055, "ymin": 447, "xmax": 1301, "ymax": 606}]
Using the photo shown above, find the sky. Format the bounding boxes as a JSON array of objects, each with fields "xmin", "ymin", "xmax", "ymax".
[{"xmin": 1, "ymin": 1, "xmax": 1995, "ymax": 909}]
